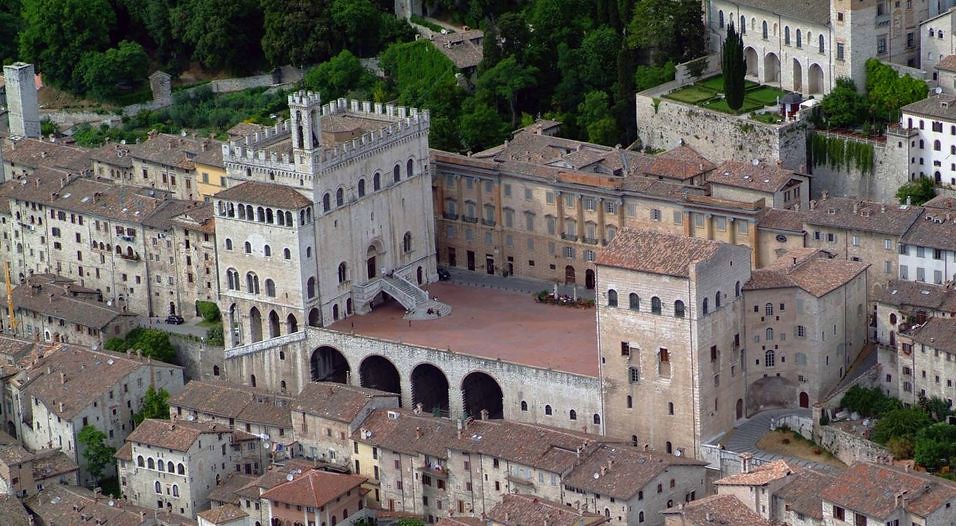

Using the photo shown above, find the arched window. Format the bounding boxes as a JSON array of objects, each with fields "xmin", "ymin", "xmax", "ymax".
[
  {"xmin": 890, "ymin": 313, "xmax": 897, "ymax": 325},
  {"xmin": 718, "ymin": 10, "xmax": 724, "ymax": 27},
  {"xmin": 265, "ymin": 279, "xmax": 276, "ymax": 297},
  {"xmin": 277, "ymin": 210, "xmax": 285, "ymax": 226},
  {"xmin": 407, "ymin": 158, "xmax": 414, "ymax": 178},
  {"xmin": 148, "ymin": 458, "xmax": 155, "ymax": 469},
  {"xmin": 227, "ymin": 269, "xmax": 239, "ymax": 290},
  {"xmin": 765, "ymin": 350, "xmax": 775, "ymax": 367},
  {"xmin": 264, "ymin": 245, "xmax": 271, "ymax": 257},
  {"xmin": 338, "ymin": 262, "xmax": 348, "ymax": 284},
  {"xmin": 796, "ymin": 28, "xmax": 802, "ymax": 47},
  {"xmin": 715, "ymin": 291, "xmax": 721, "ymax": 308},
  {"xmin": 246, "ymin": 272, "xmax": 260, "ymax": 294},
  {"xmin": 593, "ymin": 414, "xmax": 601, "ymax": 425},
  {"xmin": 785, "ymin": 26, "xmax": 790, "ymax": 45},
  {"xmin": 702, "ymin": 298, "xmax": 709, "ymax": 315},
  {"xmin": 373, "ymin": 172, "xmax": 381, "ymax": 191},
  {"xmin": 238, "ymin": 205, "xmax": 246, "ymax": 219},
  {"xmin": 935, "ymin": 140, "xmax": 942, "ymax": 151},
  {"xmin": 266, "ymin": 208, "xmax": 274, "ymax": 223},
  {"xmin": 306, "ymin": 247, "xmax": 312, "ymax": 258},
  {"xmin": 674, "ymin": 300, "xmax": 685, "ymax": 318},
  {"xmin": 281, "ymin": 380, "xmax": 287, "ymax": 391},
  {"xmin": 213, "ymin": 365, "xmax": 220, "ymax": 376},
  {"xmin": 819, "ymin": 34, "xmax": 825, "ymax": 53},
  {"xmin": 336, "ymin": 188, "xmax": 344, "ymax": 207},
  {"xmin": 154, "ymin": 481, "xmax": 161, "ymax": 493},
  {"xmin": 137, "ymin": 456, "xmax": 144, "ymax": 467},
  {"xmin": 358, "ymin": 179, "xmax": 366, "ymax": 197},
  {"xmin": 285, "ymin": 211, "xmax": 293, "ymax": 225},
  {"xmin": 765, "ymin": 303, "xmax": 774, "ymax": 315},
  {"xmin": 607, "ymin": 289, "xmax": 618, "ymax": 307},
  {"xmin": 158, "ymin": 461, "xmax": 165, "ymax": 472},
  {"xmin": 257, "ymin": 207, "xmax": 265, "ymax": 222},
  {"xmin": 244, "ymin": 241, "xmax": 252, "ymax": 254},
  {"xmin": 545, "ymin": 405, "xmax": 553, "ymax": 416},
  {"xmin": 740, "ymin": 15, "xmax": 746, "ymax": 32},
  {"xmin": 762, "ymin": 20, "xmax": 768, "ymax": 38},
  {"xmin": 246, "ymin": 205, "xmax": 254, "ymax": 219},
  {"xmin": 403, "ymin": 231, "xmax": 413, "ymax": 253},
  {"xmin": 629, "ymin": 293, "xmax": 640, "ymax": 310},
  {"xmin": 627, "ymin": 396, "xmax": 633, "ymax": 408},
  {"xmin": 393, "ymin": 164, "xmax": 401, "ymax": 183},
  {"xmin": 251, "ymin": 374, "xmax": 256, "ymax": 387},
  {"xmin": 520, "ymin": 401, "xmax": 528, "ymax": 411},
  {"xmin": 639, "ymin": 512, "xmax": 645, "ymax": 522},
  {"xmin": 307, "ymin": 277, "xmax": 316, "ymax": 299},
  {"xmin": 665, "ymin": 441, "xmax": 673, "ymax": 453},
  {"xmin": 569, "ymin": 410, "xmax": 577, "ymax": 420},
  {"xmin": 766, "ymin": 328, "xmax": 774, "ymax": 340},
  {"xmin": 651, "ymin": 296, "xmax": 662, "ymax": 315},
  {"xmin": 167, "ymin": 461, "xmax": 174, "ymax": 472},
  {"xmin": 735, "ymin": 281, "xmax": 741, "ymax": 297},
  {"xmin": 284, "ymin": 248, "xmax": 291, "ymax": 260},
  {"xmin": 172, "ymin": 484, "xmax": 179, "ymax": 497},
  {"xmin": 323, "ymin": 193, "xmax": 331, "ymax": 212},
  {"xmin": 178, "ymin": 463, "xmax": 185, "ymax": 475}
]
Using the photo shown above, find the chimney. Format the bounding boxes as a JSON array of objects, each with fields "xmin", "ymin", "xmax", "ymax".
[
  {"xmin": 740, "ymin": 452, "xmax": 753, "ymax": 473},
  {"xmin": 58, "ymin": 402, "xmax": 64, "ymax": 413},
  {"xmin": 882, "ymin": 203, "xmax": 887, "ymax": 213},
  {"xmin": 853, "ymin": 202, "xmax": 859, "ymax": 214},
  {"xmin": 822, "ymin": 190, "xmax": 829, "ymax": 200},
  {"xmin": 59, "ymin": 372, "xmax": 65, "ymax": 384},
  {"xmin": 480, "ymin": 409, "xmax": 489, "ymax": 420},
  {"xmin": 415, "ymin": 426, "xmax": 422, "ymax": 440},
  {"xmin": 456, "ymin": 419, "xmax": 463, "ymax": 439},
  {"xmin": 34, "ymin": 179, "xmax": 39, "ymax": 189},
  {"xmin": 48, "ymin": 293, "xmax": 54, "ymax": 303},
  {"xmin": 705, "ymin": 512, "xmax": 713, "ymax": 522}
]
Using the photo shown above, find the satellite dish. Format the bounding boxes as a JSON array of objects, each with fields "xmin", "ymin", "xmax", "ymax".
[
  {"xmin": 108, "ymin": 499, "xmax": 115, "ymax": 507},
  {"xmin": 263, "ymin": 441, "xmax": 271, "ymax": 450},
  {"xmin": 286, "ymin": 474, "xmax": 294, "ymax": 481},
  {"xmin": 674, "ymin": 449, "xmax": 683, "ymax": 457},
  {"xmin": 935, "ymin": 86, "xmax": 944, "ymax": 95},
  {"xmin": 592, "ymin": 472, "xmax": 599, "ymax": 479},
  {"xmin": 186, "ymin": 415, "xmax": 195, "ymax": 421}
]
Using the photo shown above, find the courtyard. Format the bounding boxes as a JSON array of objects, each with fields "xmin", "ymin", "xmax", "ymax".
[{"xmin": 664, "ymin": 74, "xmax": 789, "ymax": 116}]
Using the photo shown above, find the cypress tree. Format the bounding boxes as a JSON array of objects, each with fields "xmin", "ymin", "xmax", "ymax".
[{"xmin": 722, "ymin": 23, "xmax": 745, "ymax": 110}]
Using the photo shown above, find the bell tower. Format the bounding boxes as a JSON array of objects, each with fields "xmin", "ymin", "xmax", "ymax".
[{"xmin": 288, "ymin": 90, "xmax": 322, "ymax": 175}]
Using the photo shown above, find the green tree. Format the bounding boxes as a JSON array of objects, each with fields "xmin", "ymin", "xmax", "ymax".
[
  {"xmin": 77, "ymin": 425, "xmax": 115, "ymax": 482},
  {"xmin": 840, "ymin": 385, "xmax": 902, "ymax": 418},
  {"xmin": 820, "ymin": 78, "xmax": 866, "ymax": 129},
  {"xmin": 459, "ymin": 98, "xmax": 508, "ymax": 152},
  {"xmin": 133, "ymin": 386, "xmax": 170, "ymax": 425},
  {"xmin": 479, "ymin": 22, "xmax": 503, "ymax": 73},
  {"xmin": 914, "ymin": 423, "xmax": 956, "ymax": 471},
  {"xmin": 722, "ymin": 23, "xmax": 745, "ymax": 111},
  {"xmin": 172, "ymin": 0, "xmax": 264, "ymax": 72},
  {"xmin": 577, "ymin": 91, "xmax": 619, "ymax": 145},
  {"xmin": 918, "ymin": 395, "xmax": 953, "ymax": 422},
  {"xmin": 0, "ymin": 0, "xmax": 20, "ymax": 64},
  {"xmin": 579, "ymin": 26, "xmax": 621, "ymax": 93},
  {"xmin": 871, "ymin": 407, "xmax": 932, "ymax": 445},
  {"xmin": 896, "ymin": 177, "xmax": 936, "ymax": 206},
  {"xmin": 496, "ymin": 12, "xmax": 530, "ymax": 62},
  {"xmin": 330, "ymin": 0, "xmax": 381, "ymax": 56},
  {"xmin": 116, "ymin": 0, "xmax": 188, "ymax": 66},
  {"xmin": 261, "ymin": 0, "xmax": 333, "ymax": 67},
  {"xmin": 865, "ymin": 58, "xmax": 928, "ymax": 124},
  {"xmin": 19, "ymin": 0, "xmax": 116, "ymax": 90},
  {"xmin": 628, "ymin": 0, "xmax": 705, "ymax": 64},
  {"xmin": 634, "ymin": 62, "xmax": 676, "ymax": 92},
  {"xmin": 77, "ymin": 40, "xmax": 149, "ymax": 100},
  {"xmin": 301, "ymin": 50, "xmax": 375, "ymax": 100},
  {"xmin": 477, "ymin": 56, "xmax": 538, "ymax": 126},
  {"xmin": 104, "ymin": 328, "xmax": 178, "ymax": 363}
]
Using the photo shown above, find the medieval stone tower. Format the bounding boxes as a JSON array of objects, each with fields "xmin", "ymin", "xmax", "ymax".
[{"xmin": 3, "ymin": 63, "xmax": 41, "ymax": 139}]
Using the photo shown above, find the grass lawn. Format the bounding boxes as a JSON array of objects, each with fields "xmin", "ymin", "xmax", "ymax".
[
  {"xmin": 698, "ymin": 74, "xmax": 757, "ymax": 92},
  {"xmin": 664, "ymin": 85, "xmax": 717, "ymax": 104},
  {"xmin": 751, "ymin": 111, "xmax": 783, "ymax": 124},
  {"xmin": 198, "ymin": 319, "xmax": 221, "ymax": 329},
  {"xmin": 746, "ymin": 85, "xmax": 788, "ymax": 105},
  {"xmin": 756, "ymin": 430, "xmax": 847, "ymax": 469},
  {"xmin": 701, "ymin": 97, "xmax": 763, "ymax": 115}
]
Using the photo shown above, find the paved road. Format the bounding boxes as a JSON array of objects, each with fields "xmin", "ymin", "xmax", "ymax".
[
  {"xmin": 720, "ymin": 408, "xmax": 843, "ymax": 472},
  {"xmin": 144, "ymin": 317, "xmax": 209, "ymax": 339},
  {"xmin": 445, "ymin": 267, "xmax": 596, "ymax": 300}
]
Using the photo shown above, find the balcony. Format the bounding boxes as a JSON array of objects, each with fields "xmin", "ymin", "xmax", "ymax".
[
  {"xmin": 417, "ymin": 464, "xmax": 449, "ymax": 478},
  {"xmin": 561, "ymin": 233, "xmax": 578, "ymax": 241},
  {"xmin": 442, "ymin": 212, "xmax": 459, "ymax": 220},
  {"xmin": 481, "ymin": 218, "xmax": 496, "ymax": 227},
  {"xmin": 583, "ymin": 237, "xmax": 599, "ymax": 245},
  {"xmin": 505, "ymin": 474, "xmax": 535, "ymax": 487},
  {"xmin": 462, "ymin": 216, "xmax": 478, "ymax": 224},
  {"xmin": 118, "ymin": 252, "xmax": 141, "ymax": 262}
]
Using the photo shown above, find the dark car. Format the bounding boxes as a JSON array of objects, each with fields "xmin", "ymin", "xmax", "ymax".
[
  {"xmin": 165, "ymin": 315, "xmax": 185, "ymax": 325},
  {"xmin": 437, "ymin": 267, "xmax": 451, "ymax": 281}
]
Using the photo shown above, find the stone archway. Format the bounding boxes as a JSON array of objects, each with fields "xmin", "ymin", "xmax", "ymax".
[
  {"xmin": 308, "ymin": 308, "xmax": 320, "ymax": 327},
  {"xmin": 461, "ymin": 372, "xmax": 504, "ymax": 419},
  {"xmin": 764, "ymin": 52, "xmax": 781, "ymax": 84},
  {"xmin": 286, "ymin": 313, "xmax": 298, "ymax": 333},
  {"xmin": 565, "ymin": 265, "xmax": 576, "ymax": 285},
  {"xmin": 799, "ymin": 392, "xmax": 810, "ymax": 408},
  {"xmin": 359, "ymin": 355, "xmax": 402, "ymax": 396},
  {"xmin": 249, "ymin": 307, "xmax": 262, "ymax": 343},
  {"xmin": 366, "ymin": 243, "xmax": 382, "ymax": 280},
  {"xmin": 736, "ymin": 398, "xmax": 744, "ymax": 420},
  {"xmin": 745, "ymin": 47, "xmax": 759, "ymax": 78},
  {"xmin": 411, "ymin": 363, "xmax": 450, "ymax": 416},
  {"xmin": 311, "ymin": 346, "xmax": 350, "ymax": 383},
  {"xmin": 268, "ymin": 310, "xmax": 280, "ymax": 338},
  {"xmin": 808, "ymin": 63, "xmax": 824, "ymax": 95},
  {"xmin": 792, "ymin": 59, "xmax": 803, "ymax": 93}
]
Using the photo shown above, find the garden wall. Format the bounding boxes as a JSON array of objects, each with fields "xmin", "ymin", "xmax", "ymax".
[
  {"xmin": 675, "ymin": 55, "xmax": 721, "ymax": 86},
  {"xmin": 771, "ymin": 414, "xmax": 813, "ymax": 440},
  {"xmin": 169, "ymin": 333, "xmax": 224, "ymax": 382},
  {"xmin": 815, "ymin": 423, "xmax": 892, "ymax": 465},
  {"xmin": 807, "ymin": 128, "xmax": 911, "ymax": 201},
  {"xmin": 635, "ymin": 91, "xmax": 808, "ymax": 168}
]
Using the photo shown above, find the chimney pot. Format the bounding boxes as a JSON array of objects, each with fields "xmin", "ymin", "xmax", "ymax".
[{"xmin": 59, "ymin": 372, "xmax": 65, "ymax": 384}]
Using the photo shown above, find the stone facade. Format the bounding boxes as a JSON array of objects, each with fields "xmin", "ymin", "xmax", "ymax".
[
  {"xmin": 3, "ymin": 63, "xmax": 41, "ymax": 139},
  {"xmin": 807, "ymin": 128, "xmax": 913, "ymax": 202}
]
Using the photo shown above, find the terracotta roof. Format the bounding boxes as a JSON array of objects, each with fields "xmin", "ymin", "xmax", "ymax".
[
  {"xmin": 24, "ymin": 484, "xmax": 196, "ymax": 526},
  {"xmin": 871, "ymin": 280, "xmax": 956, "ymax": 312},
  {"xmin": 0, "ymin": 494, "xmax": 31, "ymax": 526},
  {"xmin": 126, "ymin": 419, "xmax": 231, "ymax": 452},
  {"xmin": 293, "ymin": 382, "xmax": 398, "ymax": 423},
  {"xmin": 562, "ymin": 444, "xmax": 706, "ymax": 500},
  {"xmin": 596, "ymin": 228, "xmax": 723, "ymax": 277},
  {"xmin": 12, "ymin": 273, "xmax": 135, "ymax": 329},
  {"xmin": 90, "ymin": 143, "xmax": 134, "ymax": 169},
  {"xmin": 905, "ymin": 316, "xmax": 956, "ymax": 353},
  {"xmin": 227, "ymin": 122, "xmax": 266, "ymax": 139},
  {"xmin": 260, "ymin": 469, "xmax": 366, "ymax": 507},
  {"xmin": 125, "ymin": 133, "xmax": 208, "ymax": 170},
  {"xmin": 31, "ymin": 449, "xmax": 79, "ymax": 480},
  {"xmin": 714, "ymin": 459, "xmax": 801, "ymax": 486},
  {"xmin": 709, "ymin": 160, "xmax": 805, "ymax": 193},
  {"xmin": 431, "ymin": 29, "xmax": 484, "ymax": 70},
  {"xmin": 18, "ymin": 346, "xmax": 176, "ymax": 420},
  {"xmin": 0, "ymin": 336, "xmax": 37, "ymax": 363},
  {"xmin": 730, "ymin": 0, "xmax": 829, "ymax": 25},
  {"xmin": 0, "ymin": 444, "xmax": 34, "ymax": 465},
  {"xmin": 662, "ymin": 494, "xmax": 772, "ymax": 525},
  {"xmin": 744, "ymin": 249, "xmax": 868, "ymax": 297},
  {"xmin": 937, "ymin": 55, "xmax": 956, "ymax": 72},
  {"xmin": 821, "ymin": 462, "xmax": 956, "ymax": 519},
  {"xmin": 170, "ymin": 380, "xmax": 292, "ymax": 428},
  {"xmin": 193, "ymin": 139, "xmax": 225, "ymax": 167},
  {"xmin": 214, "ymin": 181, "xmax": 312, "ymax": 208},
  {"xmin": 197, "ymin": 503, "xmax": 248, "ymax": 524},
  {"xmin": 903, "ymin": 94, "xmax": 956, "ymax": 120},
  {"xmin": 4, "ymin": 138, "xmax": 91, "ymax": 173},
  {"xmin": 436, "ymin": 518, "xmax": 484, "ymax": 526},
  {"xmin": 798, "ymin": 197, "xmax": 922, "ymax": 236},
  {"xmin": 902, "ymin": 209, "xmax": 956, "ymax": 251},
  {"xmin": 141, "ymin": 199, "xmax": 207, "ymax": 230},
  {"xmin": 170, "ymin": 202, "xmax": 216, "ymax": 233},
  {"xmin": 207, "ymin": 473, "xmax": 257, "ymax": 505},
  {"xmin": 644, "ymin": 145, "xmax": 715, "ymax": 181},
  {"xmin": 489, "ymin": 494, "xmax": 606, "ymax": 526},
  {"xmin": 774, "ymin": 469, "xmax": 837, "ymax": 520},
  {"xmin": 115, "ymin": 442, "xmax": 133, "ymax": 462},
  {"xmin": 758, "ymin": 207, "xmax": 806, "ymax": 232}
]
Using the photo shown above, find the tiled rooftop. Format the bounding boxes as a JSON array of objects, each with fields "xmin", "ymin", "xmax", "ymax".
[
  {"xmin": 745, "ymin": 249, "xmax": 868, "ymax": 297},
  {"xmin": 871, "ymin": 279, "xmax": 956, "ymax": 312},
  {"xmin": 328, "ymin": 282, "xmax": 597, "ymax": 376},
  {"xmin": 596, "ymin": 228, "xmax": 724, "ymax": 278},
  {"xmin": 821, "ymin": 462, "xmax": 956, "ymax": 519},
  {"xmin": 773, "ymin": 469, "xmax": 837, "ymax": 521},
  {"xmin": 714, "ymin": 459, "xmax": 801, "ymax": 486},
  {"xmin": 126, "ymin": 419, "xmax": 231, "ymax": 452},
  {"xmin": 214, "ymin": 180, "xmax": 312, "ymax": 208},
  {"xmin": 662, "ymin": 494, "xmax": 772, "ymax": 526},
  {"xmin": 904, "ymin": 316, "xmax": 956, "ymax": 353},
  {"xmin": 293, "ymin": 382, "xmax": 398, "ymax": 423},
  {"xmin": 488, "ymin": 494, "xmax": 606, "ymax": 526},
  {"xmin": 12, "ymin": 273, "xmax": 135, "ymax": 329},
  {"xmin": 170, "ymin": 380, "xmax": 292, "ymax": 428},
  {"xmin": 261, "ymin": 469, "xmax": 366, "ymax": 507},
  {"xmin": 708, "ymin": 159, "xmax": 804, "ymax": 193}
]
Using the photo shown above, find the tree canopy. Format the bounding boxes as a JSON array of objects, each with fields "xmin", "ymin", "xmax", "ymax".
[
  {"xmin": 77, "ymin": 425, "xmax": 116, "ymax": 482},
  {"xmin": 896, "ymin": 177, "xmax": 936, "ymax": 206},
  {"xmin": 133, "ymin": 386, "xmax": 171, "ymax": 426},
  {"xmin": 104, "ymin": 328, "xmax": 177, "ymax": 364},
  {"xmin": 722, "ymin": 23, "xmax": 745, "ymax": 111}
]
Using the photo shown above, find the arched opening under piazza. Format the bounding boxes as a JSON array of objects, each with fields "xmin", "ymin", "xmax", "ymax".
[
  {"xmin": 411, "ymin": 363, "xmax": 450, "ymax": 416},
  {"xmin": 808, "ymin": 63, "xmax": 824, "ymax": 95},
  {"xmin": 249, "ymin": 307, "xmax": 263, "ymax": 343},
  {"xmin": 359, "ymin": 355, "xmax": 402, "ymax": 398},
  {"xmin": 745, "ymin": 47, "xmax": 758, "ymax": 77},
  {"xmin": 461, "ymin": 372, "xmax": 504, "ymax": 419},
  {"xmin": 311, "ymin": 346, "xmax": 350, "ymax": 383},
  {"xmin": 764, "ymin": 52, "xmax": 780, "ymax": 84}
]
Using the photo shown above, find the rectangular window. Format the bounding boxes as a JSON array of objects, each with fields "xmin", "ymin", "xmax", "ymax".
[
  {"xmin": 837, "ymin": 42, "xmax": 845, "ymax": 60},
  {"xmin": 651, "ymin": 209, "xmax": 662, "ymax": 221},
  {"xmin": 917, "ymin": 267, "xmax": 926, "ymax": 282},
  {"xmin": 605, "ymin": 201, "xmax": 618, "ymax": 214},
  {"xmin": 546, "ymin": 192, "xmax": 555, "ymax": 204},
  {"xmin": 524, "ymin": 187, "xmax": 532, "ymax": 200},
  {"xmin": 673, "ymin": 210, "xmax": 683, "ymax": 224},
  {"xmin": 503, "ymin": 184, "xmax": 512, "ymax": 197},
  {"xmin": 583, "ymin": 197, "xmax": 595, "ymax": 211},
  {"xmin": 564, "ymin": 194, "xmax": 575, "ymax": 208},
  {"xmin": 877, "ymin": 36, "xmax": 887, "ymax": 54},
  {"xmin": 628, "ymin": 367, "xmax": 640, "ymax": 383}
]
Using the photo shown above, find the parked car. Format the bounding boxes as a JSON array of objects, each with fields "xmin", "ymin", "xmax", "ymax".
[
  {"xmin": 165, "ymin": 315, "xmax": 185, "ymax": 325},
  {"xmin": 437, "ymin": 267, "xmax": 451, "ymax": 281}
]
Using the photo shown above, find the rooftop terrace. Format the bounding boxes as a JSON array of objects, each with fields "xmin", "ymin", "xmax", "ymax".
[{"xmin": 328, "ymin": 282, "xmax": 599, "ymax": 376}]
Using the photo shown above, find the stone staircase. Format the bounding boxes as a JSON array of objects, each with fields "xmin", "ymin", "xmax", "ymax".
[{"xmin": 353, "ymin": 273, "xmax": 449, "ymax": 318}]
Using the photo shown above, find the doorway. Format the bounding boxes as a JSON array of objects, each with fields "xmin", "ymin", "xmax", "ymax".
[
  {"xmin": 485, "ymin": 255, "xmax": 495, "ymax": 275},
  {"xmin": 565, "ymin": 265, "xmax": 576, "ymax": 284},
  {"xmin": 169, "ymin": 302, "xmax": 176, "ymax": 315},
  {"xmin": 448, "ymin": 247, "xmax": 457, "ymax": 267},
  {"xmin": 585, "ymin": 269, "xmax": 595, "ymax": 289},
  {"xmin": 799, "ymin": 392, "xmax": 809, "ymax": 408},
  {"xmin": 366, "ymin": 244, "xmax": 379, "ymax": 279},
  {"xmin": 467, "ymin": 250, "xmax": 475, "ymax": 271}
]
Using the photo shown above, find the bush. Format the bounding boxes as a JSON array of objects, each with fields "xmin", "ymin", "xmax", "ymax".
[
  {"xmin": 887, "ymin": 436, "xmax": 915, "ymax": 459},
  {"xmin": 206, "ymin": 326, "xmax": 224, "ymax": 346},
  {"xmin": 105, "ymin": 327, "xmax": 177, "ymax": 364},
  {"xmin": 872, "ymin": 408, "xmax": 932, "ymax": 444},
  {"xmin": 840, "ymin": 385, "xmax": 902, "ymax": 418},
  {"xmin": 196, "ymin": 301, "xmax": 221, "ymax": 322},
  {"xmin": 896, "ymin": 177, "xmax": 936, "ymax": 206},
  {"xmin": 914, "ymin": 423, "xmax": 956, "ymax": 470}
]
